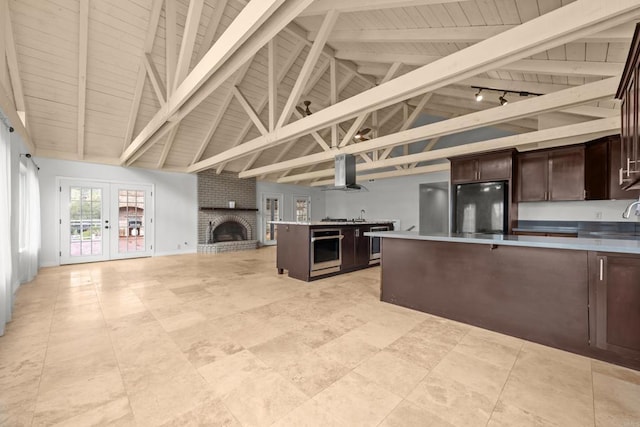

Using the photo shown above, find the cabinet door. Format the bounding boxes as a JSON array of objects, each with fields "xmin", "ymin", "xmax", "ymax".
[
  {"xmin": 584, "ymin": 139, "xmax": 608, "ymax": 200},
  {"xmin": 450, "ymin": 158, "xmax": 478, "ymax": 183},
  {"xmin": 591, "ymin": 253, "xmax": 640, "ymax": 358},
  {"xmin": 517, "ymin": 152, "xmax": 548, "ymax": 201},
  {"xmin": 355, "ymin": 226, "xmax": 370, "ymax": 267},
  {"xmin": 478, "ymin": 152, "xmax": 512, "ymax": 181},
  {"xmin": 609, "ymin": 136, "xmax": 640, "ymax": 199},
  {"xmin": 549, "ymin": 146, "xmax": 585, "ymax": 201},
  {"xmin": 341, "ymin": 228, "xmax": 356, "ymax": 270}
]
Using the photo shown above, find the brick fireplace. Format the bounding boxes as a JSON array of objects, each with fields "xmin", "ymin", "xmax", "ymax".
[{"xmin": 197, "ymin": 170, "xmax": 259, "ymax": 254}]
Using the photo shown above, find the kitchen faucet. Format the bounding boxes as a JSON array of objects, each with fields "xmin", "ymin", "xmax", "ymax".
[
  {"xmin": 360, "ymin": 209, "xmax": 366, "ymax": 220},
  {"xmin": 622, "ymin": 196, "xmax": 640, "ymax": 219}
]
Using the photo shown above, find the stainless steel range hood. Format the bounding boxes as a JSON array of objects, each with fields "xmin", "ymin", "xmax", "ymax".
[{"xmin": 323, "ymin": 154, "xmax": 366, "ymax": 191}]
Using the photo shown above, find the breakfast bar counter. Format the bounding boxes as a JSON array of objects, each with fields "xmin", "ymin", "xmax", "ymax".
[{"xmin": 364, "ymin": 230, "xmax": 640, "ymax": 371}]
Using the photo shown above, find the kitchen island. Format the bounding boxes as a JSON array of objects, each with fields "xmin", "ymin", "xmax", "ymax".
[
  {"xmin": 365, "ymin": 230, "xmax": 640, "ymax": 370},
  {"xmin": 272, "ymin": 220, "xmax": 393, "ymax": 281}
]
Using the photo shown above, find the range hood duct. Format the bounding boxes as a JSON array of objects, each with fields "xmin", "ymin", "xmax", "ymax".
[{"xmin": 323, "ymin": 154, "xmax": 367, "ymax": 191}]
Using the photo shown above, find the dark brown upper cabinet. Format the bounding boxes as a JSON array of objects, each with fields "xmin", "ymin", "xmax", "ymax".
[
  {"xmin": 616, "ymin": 23, "xmax": 640, "ymax": 190},
  {"xmin": 450, "ymin": 150, "xmax": 514, "ymax": 184},
  {"xmin": 517, "ymin": 146, "xmax": 585, "ymax": 202},
  {"xmin": 586, "ymin": 135, "xmax": 640, "ymax": 200}
]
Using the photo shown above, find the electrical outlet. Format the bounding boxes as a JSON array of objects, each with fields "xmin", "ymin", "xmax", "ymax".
[{"xmin": 595, "ymin": 211, "xmax": 602, "ymax": 219}]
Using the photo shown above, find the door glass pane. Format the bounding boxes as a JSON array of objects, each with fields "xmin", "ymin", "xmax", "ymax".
[
  {"xmin": 263, "ymin": 197, "xmax": 279, "ymax": 242},
  {"xmin": 69, "ymin": 186, "xmax": 103, "ymax": 257},
  {"xmin": 295, "ymin": 198, "xmax": 309, "ymax": 222},
  {"xmin": 118, "ymin": 189, "xmax": 145, "ymax": 253}
]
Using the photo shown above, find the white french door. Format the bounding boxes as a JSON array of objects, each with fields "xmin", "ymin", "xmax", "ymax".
[
  {"xmin": 59, "ymin": 179, "xmax": 154, "ymax": 264},
  {"xmin": 261, "ymin": 193, "xmax": 282, "ymax": 246}
]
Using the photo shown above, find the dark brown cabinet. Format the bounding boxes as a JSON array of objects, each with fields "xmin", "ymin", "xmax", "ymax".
[
  {"xmin": 616, "ymin": 23, "xmax": 640, "ymax": 189},
  {"xmin": 341, "ymin": 226, "xmax": 370, "ymax": 271},
  {"xmin": 585, "ymin": 135, "xmax": 640, "ymax": 200},
  {"xmin": 450, "ymin": 150, "xmax": 514, "ymax": 183},
  {"xmin": 517, "ymin": 146, "xmax": 585, "ymax": 201},
  {"xmin": 589, "ymin": 252, "xmax": 640, "ymax": 360}
]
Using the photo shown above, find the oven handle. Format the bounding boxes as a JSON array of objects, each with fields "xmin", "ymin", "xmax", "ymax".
[{"xmin": 311, "ymin": 235, "xmax": 344, "ymax": 242}]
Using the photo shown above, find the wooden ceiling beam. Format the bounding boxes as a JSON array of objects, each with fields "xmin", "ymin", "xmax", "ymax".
[
  {"xmin": 123, "ymin": 0, "xmax": 163, "ymax": 152},
  {"xmin": 3, "ymin": 1, "xmax": 26, "ymax": 129},
  {"xmin": 309, "ymin": 163, "xmax": 450, "ymax": 186},
  {"xmin": 238, "ymin": 77, "xmax": 618, "ymax": 178},
  {"xmin": 165, "ymin": 0, "xmax": 177, "ymax": 98},
  {"xmin": 191, "ymin": 0, "xmax": 640, "ymax": 173},
  {"xmin": 174, "ymin": 0, "xmax": 205, "ymax": 91},
  {"xmin": 121, "ymin": 0, "xmax": 311, "ymax": 165},
  {"xmin": 157, "ymin": 125, "xmax": 179, "ymax": 168},
  {"xmin": 233, "ymin": 86, "xmax": 269, "ymax": 136},
  {"xmin": 76, "ymin": 0, "xmax": 89, "ymax": 159},
  {"xmin": 268, "ymin": 38, "xmax": 277, "ymax": 132},
  {"xmin": 348, "ymin": 51, "xmax": 624, "ymax": 77},
  {"xmin": 143, "ymin": 53, "xmax": 167, "ymax": 105},
  {"xmin": 277, "ymin": 9, "xmax": 339, "ymax": 129},
  {"xmin": 300, "ymin": 116, "xmax": 619, "ymax": 184},
  {"xmin": 195, "ymin": 0, "xmax": 228, "ymax": 63},
  {"xmin": 299, "ymin": 0, "xmax": 467, "ymax": 16},
  {"xmin": 191, "ymin": 60, "xmax": 253, "ymax": 166},
  {"xmin": 313, "ymin": 22, "xmax": 636, "ymax": 43},
  {"xmin": 215, "ymin": 41, "xmax": 305, "ymax": 174}
]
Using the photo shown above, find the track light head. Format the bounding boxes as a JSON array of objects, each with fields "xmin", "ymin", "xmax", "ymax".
[
  {"xmin": 475, "ymin": 90, "xmax": 483, "ymax": 102},
  {"xmin": 9, "ymin": 126, "xmax": 14, "ymax": 133},
  {"xmin": 499, "ymin": 92, "xmax": 508, "ymax": 106}
]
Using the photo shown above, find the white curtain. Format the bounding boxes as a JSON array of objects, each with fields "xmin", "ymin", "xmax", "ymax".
[
  {"xmin": 19, "ymin": 156, "xmax": 41, "ymax": 283},
  {"xmin": 0, "ymin": 123, "xmax": 12, "ymax": 336}
]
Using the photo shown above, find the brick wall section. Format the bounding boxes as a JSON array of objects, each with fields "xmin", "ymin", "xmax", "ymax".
[{"xmin": 197, "ymin": 170, "xmax": 257, "ymax": 244}]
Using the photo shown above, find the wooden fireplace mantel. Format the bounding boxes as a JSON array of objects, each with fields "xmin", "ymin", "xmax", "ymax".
[{"xmin": 199, "ymin": 207, "xmax": 259, "ymax": 212}]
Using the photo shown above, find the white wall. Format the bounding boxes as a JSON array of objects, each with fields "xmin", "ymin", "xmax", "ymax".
[
  {"xmin": 519, "ymin": 199, "xmax": 640, "ymax": 222},
  {"xmin": 324, "ymin": 171, "xmax": 450, "ymax": 231},
  {"xmin": 36, "ymin": 158, "xmax": 198, "ymax": 266}
]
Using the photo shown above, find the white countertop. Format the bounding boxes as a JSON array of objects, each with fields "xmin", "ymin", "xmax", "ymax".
[
  {"xmin": 270, "ymin": 220, "xmax": 394, "ymax": 226},
  {"xmin": 364, "ymin": 230, "xmax": 640, "ymax": 255}
]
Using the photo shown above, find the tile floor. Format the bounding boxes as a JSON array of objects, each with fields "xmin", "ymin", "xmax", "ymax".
[{"xmin": 1, "ymin": 247, "xmax": 640, "ymax": 426}]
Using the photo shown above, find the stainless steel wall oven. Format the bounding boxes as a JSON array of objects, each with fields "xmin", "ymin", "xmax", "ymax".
[{"xmin": 310, "ymin": 229, "xmax": 343, "ymax": 276}]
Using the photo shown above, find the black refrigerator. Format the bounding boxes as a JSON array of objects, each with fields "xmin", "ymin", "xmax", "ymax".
[{"xmin": 454, "ymin": 181, "xmax": 508, "ymax": 234}]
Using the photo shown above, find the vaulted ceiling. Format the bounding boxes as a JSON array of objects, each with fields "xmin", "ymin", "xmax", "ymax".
[{"xmin": 1, "ymin": 0, "xmax": 639, "ymax": 185}]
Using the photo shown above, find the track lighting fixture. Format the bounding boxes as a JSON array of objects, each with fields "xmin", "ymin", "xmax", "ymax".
[{"xmin": 471, "ymin": 86, "xmax": 542, "ymax": 106}]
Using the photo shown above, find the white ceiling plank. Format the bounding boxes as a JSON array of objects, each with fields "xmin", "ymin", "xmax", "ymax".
[
  {"xmin": 190, "ymin": 61, "xmax": 253, "ymax": 166},
  {"xmin": 0, "ymin": 0, "xmax": 6, "ymax": 97},
  {"xmin": 277, "ymin": 9, "xmax": 339, "ymax": 129},
  {"xmin": 173, "ymin": 0, "xmax": 204, "ymax": 91},
  {"xmin": 121, "ymin": 0, "xmax": 311, "ymax": 165},
  {"xmin": 299, "ymin": 0, "xmax": 468, "ymax": 16},
  {"xmin": 260, "ymin": 139, "xmax": 297, "ymax": 179},
  {"xmin": 157, "ymin": 124, "xmax": 180, "ymax": 168},
  {"xmin": 268, "ymin": 38, "xmax": 277, "ymax": 132},
  {"xmin": 123, "ymin": 0, "xmax": 163, "ymax": 152},
  {"xmin": 165, "ymin": 0, "xmax": 177, "ymax": 98},
  {"xmin": 382, "ymin": 92, "xmax": 432, "ymax": 161},
  {"xmin": 77, "ymin": 0, "xmax": 89, "ymax": 159},
  {"xmin": 190, "ymin": 0, "xmax": 640, "ymax": 173},
  {"xmin": 196, "ymin": 0, "xmax": 228, "ymax": 64},
  {"xmin": 143, "ymin": 53, "xmax": 166, "ymax": 105},
  {"xmin": 237, "ymin": 77, "xmax": 619, "ymax": 178},
  {"xmin": 233, "ymin": 85, "xmax": 268, "ymax": 136},
  {"xmin": 303, "ymin": 58, "xmax": 329, "ymax": 97}
]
